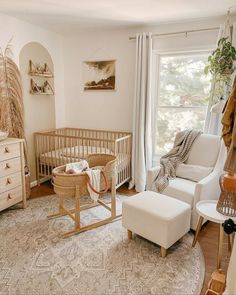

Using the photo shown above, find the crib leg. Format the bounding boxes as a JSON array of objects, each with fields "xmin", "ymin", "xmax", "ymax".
[
  {"xmin": 36, "ymin": 171, "xmax": 40, "ymax": 186},
  {"xmin": 111, "ymin": 176, "xmax": 116, "ymax": 219},
  {"xmin": 74, "ymin": 186, "xmax": 80, "ymax": 229}
]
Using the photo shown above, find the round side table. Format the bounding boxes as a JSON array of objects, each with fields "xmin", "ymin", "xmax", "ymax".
[{"xmin": 192, "ymin": 200, "xmax": 236, "ymax": 270}]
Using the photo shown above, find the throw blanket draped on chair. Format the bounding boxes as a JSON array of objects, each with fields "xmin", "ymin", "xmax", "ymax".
[{"xmin": 155, "ymin": 129, "xmax": 202, "ymax": 192}]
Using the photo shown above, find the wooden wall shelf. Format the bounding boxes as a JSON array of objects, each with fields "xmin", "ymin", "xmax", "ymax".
[
  {"xmin": 28, "ymin": 60, "xmax": 55, "ymax": 95},
  {"xmin": 30, "ymin": 92, "xmax": 53, "ymax": 96},
  {"xmin": 30, "ymin": 78, "xmax": 54, "ymax": 95},
  {"xmin": 29, "ymin": 73, "xmax": 54, "ymax": 78}
]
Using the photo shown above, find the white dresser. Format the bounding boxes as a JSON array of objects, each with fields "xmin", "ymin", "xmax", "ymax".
[{"xmin": 0, "ymin": 138, "xmax": 26, "ymax": 211}]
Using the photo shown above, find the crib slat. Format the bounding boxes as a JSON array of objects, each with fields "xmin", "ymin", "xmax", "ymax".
[{"xmin": 34, "ymin": 128, "xmax": 132, "ymax": 188}]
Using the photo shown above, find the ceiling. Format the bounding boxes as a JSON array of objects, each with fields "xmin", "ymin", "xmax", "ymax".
[{"xmin": 0, "ymin": 0, "xmax": 235, "ymax": 34}]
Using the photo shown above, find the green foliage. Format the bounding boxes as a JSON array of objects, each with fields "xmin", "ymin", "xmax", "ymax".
[
  {"xmin": 205, "ymin": 37, "xmax": 236, "ymax": 84},
  {"xmin": 155, "ymin": 54, "xmax": 211, "ymax": 155}
]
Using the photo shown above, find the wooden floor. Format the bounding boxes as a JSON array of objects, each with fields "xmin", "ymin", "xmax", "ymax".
[{"xmin": 30, "ymin": 182, "xmax": 231, "ymax": 294}]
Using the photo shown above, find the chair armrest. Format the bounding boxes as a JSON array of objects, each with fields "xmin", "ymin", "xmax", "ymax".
[
  {"xmin": 146, "ymin": 166, "xmax": 160, "ymax": 190},
  {"xmin": 194, "ymin": 170, "xmax": 222, "ymax": 207}
]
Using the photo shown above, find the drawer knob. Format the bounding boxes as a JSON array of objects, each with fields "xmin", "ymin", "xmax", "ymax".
[
  {"xmin": 5, "ymin": 163, "xmax": 11, "ymax": 169},
  {"xmin": 7, "ymin": 178, "xmax": 12, "ymax": 184},
  {"xmin": 5, "ymin": 147, "xmax": 10, "ymax": 153},
  {"xmin": 8, "ymin": 193, "xmax": 12, "ymax": 200}
]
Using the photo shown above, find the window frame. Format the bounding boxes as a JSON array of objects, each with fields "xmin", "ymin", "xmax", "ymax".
[{"xmin": 152, "ymin": 49, "xmax": 214, "ymax": 164}]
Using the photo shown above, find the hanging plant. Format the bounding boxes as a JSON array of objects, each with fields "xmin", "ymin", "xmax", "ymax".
[
  {"xmin": 204, "ymin": 37, "xmax": 236, "ymax": 99},
  {"xmin": 205, "ymin": 37, "xmax": 236, "ymax": 80}
]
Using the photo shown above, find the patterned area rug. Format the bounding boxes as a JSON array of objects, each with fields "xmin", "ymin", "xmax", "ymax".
[{"xmin": 0, "ymin": 195, "xmax": 205, "ymax": 295}]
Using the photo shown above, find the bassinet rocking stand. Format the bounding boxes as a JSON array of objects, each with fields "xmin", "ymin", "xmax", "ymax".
[{"xmin": 48, "ymin": 154, "xmax": 121, "ymax": 237}]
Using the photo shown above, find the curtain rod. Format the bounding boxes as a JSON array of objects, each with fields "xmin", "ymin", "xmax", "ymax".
[{"xmin": 129, "ymin": 27, "xmax": 220, "ymax": 40}]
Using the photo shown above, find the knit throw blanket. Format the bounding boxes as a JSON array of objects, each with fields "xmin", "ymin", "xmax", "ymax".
[{"xmin": 155, "ymin": 129, "xmax": 202, "ymax": 192}]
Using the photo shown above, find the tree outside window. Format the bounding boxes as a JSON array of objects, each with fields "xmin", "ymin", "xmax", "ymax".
[{"xmin": 155, "ymin": 53, "xmax": 211, "ymax": 155}]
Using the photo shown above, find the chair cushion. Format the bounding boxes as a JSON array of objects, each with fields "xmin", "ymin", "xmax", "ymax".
[
  {"xmin": 163, "ymin": 178, "xmax": 196, "ymax": 208},
  {"xmin": 176, "ymin": 163, "xmax": 213, "ymax": 182},
  {"xmin": 186, "ymin": 134, "xmax": 220, "ymax": 167}
]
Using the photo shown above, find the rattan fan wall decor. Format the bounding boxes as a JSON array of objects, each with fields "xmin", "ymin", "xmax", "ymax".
[{"xmin": 0, "ymin": 40, "xmax": 28, "ymax": 164}]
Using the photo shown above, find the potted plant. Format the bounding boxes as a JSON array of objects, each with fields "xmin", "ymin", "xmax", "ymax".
[{"xmin": 205, "ymin": 37, "xmax": 236, "ymax": 98}]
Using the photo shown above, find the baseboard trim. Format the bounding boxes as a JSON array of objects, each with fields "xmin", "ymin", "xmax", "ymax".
[
  {"xmin": 30, "ymin": 180, "xmax": 37, "ymax": 188},
  {"xmin": 30, "ymin": 177, "xmax": 51, "ymax": 188}
]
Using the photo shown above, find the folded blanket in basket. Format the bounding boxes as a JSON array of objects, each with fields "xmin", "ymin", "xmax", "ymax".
[
  {"xmin": 65, "ymin": 160, "xmax": 89, "ymax": 173},
  {"xmin": 65, "ymin": 160, "xmax": 100, "ymax": 201}
]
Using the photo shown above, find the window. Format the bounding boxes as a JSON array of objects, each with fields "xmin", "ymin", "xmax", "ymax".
[{"xmin": 154, "ymin": 52, "xmax": 211, "ymax": 156}]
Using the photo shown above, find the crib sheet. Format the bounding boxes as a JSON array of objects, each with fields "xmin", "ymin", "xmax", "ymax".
[{"xmin": 39, "ymin": 145, "xmax": 130, "ymax": 172}]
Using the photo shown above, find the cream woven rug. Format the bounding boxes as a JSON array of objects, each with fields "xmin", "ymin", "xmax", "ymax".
[{"xmin": 0, "ymin": 195, "xmax": 205, "ymax": 295}]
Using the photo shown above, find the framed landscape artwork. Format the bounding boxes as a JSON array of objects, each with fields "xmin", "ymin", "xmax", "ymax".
[{"xmin": 83, "ymin": 60, "xmax": 116, "ymax": 91}]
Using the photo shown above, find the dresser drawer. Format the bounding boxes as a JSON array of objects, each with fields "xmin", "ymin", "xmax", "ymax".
[
  {"xmin": 0, "ymin": 186, "xmax": 23, "ymax": 211},
  {"xmin": 0, "ymin": 172, "xmax": 22, "ymax": 194},
  {"xmin": 0, "ymin": 142, "xmax": 20, "ymax": 161},
  {"xmin": 0, "ymin": 158, "xmax": 21, "ymax": 177}
]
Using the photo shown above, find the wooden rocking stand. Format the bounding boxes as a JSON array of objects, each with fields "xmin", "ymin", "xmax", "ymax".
[{"xmin": 48, "ymin": 154, "xmax": 121, "ymax": 238}]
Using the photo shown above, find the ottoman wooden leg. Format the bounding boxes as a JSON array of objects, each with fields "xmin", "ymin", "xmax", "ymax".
[
  {"xmin": 160, "ymin": 247, "xmax": 167, "ymax": 258},
  {"xmin": 128, "ymin": 230, "xmax": 132, "ymax": 240}
]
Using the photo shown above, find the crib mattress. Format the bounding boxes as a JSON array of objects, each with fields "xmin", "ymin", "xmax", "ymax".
[{"xmin": 39, "ymin": 145, "xmax": 130, "ymax": 172}]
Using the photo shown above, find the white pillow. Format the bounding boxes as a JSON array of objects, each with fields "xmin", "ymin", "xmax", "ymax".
[{"xmin": 176, "ymin": 163, "xmax": 213, "ymax": 182}]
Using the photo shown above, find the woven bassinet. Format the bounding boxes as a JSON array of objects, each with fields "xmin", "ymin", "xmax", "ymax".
[
  {"xmin": 217, "ymin": 174, "xmax": 236, "ymax": 217},
  {"xmin": 52, "ymin": 154, "xmax": 117, "ymax": 197}
]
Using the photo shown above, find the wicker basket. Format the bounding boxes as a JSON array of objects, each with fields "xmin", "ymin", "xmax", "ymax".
[
  {"xmin": 205, "ymin": 270, "xmax": 226, "ymax": 295},
  {"xmin": 216, "ymin": 175, "xmax": 236, "ymax": 217},
  {"xmin": 52, "ymin": 154, "xmax": 117, "ymax": 197}
]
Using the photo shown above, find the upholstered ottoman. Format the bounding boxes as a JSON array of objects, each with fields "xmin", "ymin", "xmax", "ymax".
[{"xmin": 122, "ymin": 191, "xmax": 191, "ymax": 257}]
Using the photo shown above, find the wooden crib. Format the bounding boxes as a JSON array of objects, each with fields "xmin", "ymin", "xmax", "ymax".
[{"xmin": 34, "ymin": 127, "xmax": 132, "ymax": 188}]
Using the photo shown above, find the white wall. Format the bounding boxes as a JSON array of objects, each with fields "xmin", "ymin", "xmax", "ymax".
[
  {"xmin": 63, "ymin": 16, "xmax": 233, "ymax": 132},
  {"xmin": 19, "ymin": 42, "xmax": 56, "ymax": 181},
  {"xmin": 63, "ymin": 29, "xmax": 135, "ymax": 132},
  {"xmin": 0, "ymin": 13, "xmax": 65, "ymax": 128}
]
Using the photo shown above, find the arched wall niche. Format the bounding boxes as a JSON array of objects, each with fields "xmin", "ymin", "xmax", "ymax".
[{"xmin": 19, "ymin": 41, "xmax": 56, "ymax": 183}]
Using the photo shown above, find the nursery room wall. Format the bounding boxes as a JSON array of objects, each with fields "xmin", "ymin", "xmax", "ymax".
[
  {"xmin": 63, "ymin": 29, "xmax": 135, "ymax": 132},
  {"xmin": 0, "ymin": 13, "xmax": 65, "ymax": 126},
  {"xmin": 19, "ymin": 42, "xmax": 56, "ymax": 181},
  {"xmin": 0, "ymin": 13, "xmax": 65, "ymax": 182},
  {"xmin": 63, "ymin": 16, "xmax": 229, "ymax": 132}
]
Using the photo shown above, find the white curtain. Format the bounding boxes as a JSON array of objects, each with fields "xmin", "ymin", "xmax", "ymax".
[
  {"xmin": 204, "ymin": 25, "xmax": 228, "ymax": 134},
  {"xmin": 204, "ymin": 19, "xmax": 232, "ymax": 135},
  {"xmin": 130, "ymin": 33, "xmax": 153, "ymax": 192}
]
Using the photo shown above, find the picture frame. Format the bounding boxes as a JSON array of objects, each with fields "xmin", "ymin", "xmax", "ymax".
[{"xmin": 83, "ymin": 59, "xmax": 116, "ymax": 91}]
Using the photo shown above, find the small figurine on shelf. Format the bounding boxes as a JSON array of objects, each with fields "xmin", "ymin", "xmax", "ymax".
[
  {"xmin": 30, "ymin": 79, "xmax": 42, "ymax": 94},
  {"xmin": 29, "ymin": 60, "xmax": 53, "ymax": 77},
  {"xmin": 43, "ymin": 81, "xmax": 54, "ymax": 94},
  {"xmin": 43, "ymin": 63, "xmax": 51, "ymax": 75},
  {"xmin": 35, "ymin": 62, "xmax": 44, "ymax": 74},
  {"xmin": 30, "ymin": 79, "xmax": 54, "ymax": 95}
]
